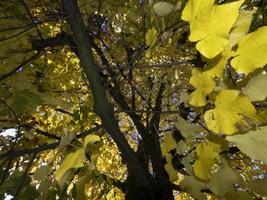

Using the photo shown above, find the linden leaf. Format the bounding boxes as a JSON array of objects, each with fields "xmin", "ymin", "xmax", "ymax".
[
  {"xmin": 75, "ymin": 173, "xmax": 92, "ymax": 200},
  {"xmin": 206, "ymin": 159, "xmax": 241, "ymax": 196},
  {"xmin": 226, "ymin": 126, "xmax": 267, "ymax": 164},
  {"xmin": 182, "ymin": 0, "xmax": 244, "ymax": 58},
  {"xmin": 193, "ymin": 142, "xmax": 219, "ymax": 181},
  {"xmin": 189, "ymin": 48, "xmax": 232, "ymax": 107},
  {"xmin": 175, "ymin": 116, "xmax": 201, "ymax": 138},
  {"xmin": 223, "ymin": 191, "xmax": 254, "ymax": 200},
  {"xmin": 59, "ymin": 129, "xmax": 76, "ymax": 150},
  {"xmin": 83, "ymin": 134, "xmax": 100, "ymax": 148},
  {"xmin": 180, "ymin": 176, "xmax": 206, "ymax": 200},
  {"xmin": 243, "ymin": 73, "xmax": 267, "ymax": 102},
  {"xmin": 204, "ymin": 90, "xmax": 258, "ymax": 135},
  {"xmin": 182, "ymin": 0, "xmax": 215, "ymax": 42},
  {"xmin": 161, "ymin": 133, "xmax": 177, "ymax": 156},
  {"xmin": 206, "ymin": 135, "xmax": 228, "ymax": 153},
  {"xmin": 33, "ymin": 166, "xmax": 50, "ymax": 181},
  {"xmin": 247, "ymin": 179, "xmax": 267, "ymax": 196},
  {"xmin": 189, "ymin": 68, "xmax": 216, "ymax": 106},
  {"xmin": 84, "ymin": 135, "xmax": 101, "ymax": 163},
  {"xmin": 176, "ymin": 140, "xmax": 190, "ymax": 155},
  {"xmin": 55, "ymin": 149, "xmax": 86, "ymax": 182},
  {"xmin": 164, "ymin": 153, "xmax": 178, "ymax": 182},
  {"xmin": 231, "ymin": 26, "xmax": 267, "ymax": 75},
  {"xmin": 153, "ymin": 2, "xmax": 174, "ymax": 17},
  {"xmin": 55, "ymin": 134, "xmax": 100, "ymax": 182},
  {"xmin": 205, "ymin": 47, "xmax": 232, "ymax": 78},
  {"xmin": 196, "ymin": 1, "xmax": 244, "ymax": 58},
  {"xmin": 229, "ymin": 10, "xmax": 255, "ymax": 47},
  {"xmin": 145, "ymin": 27, "xmax": 158, "ymax": 47}
]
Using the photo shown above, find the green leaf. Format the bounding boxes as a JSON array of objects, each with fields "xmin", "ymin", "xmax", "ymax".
[
  {"xmin": 75, "ymin": 173, "xmax": 92, "ymax": 200},
  {"xmin": 226, "ymin": 126, "xmax": 267, "ymax": 164},
  {"xmin": 0, "ymin": 170, "xmax": 31, "ymax": 195},
  {"xmin": 20, "ymin": 185, "xmax": 39, "ymax": 200},
  {"xmin": 223, "ymin": 191, "xmax": 253, "ymax": 200},
  {"xmin": 246, "ymin": 179, "xmax": 267, "ymax": 196},
  {"xmin": 206, "ymin": 135, "xmax": 228, "ymax": 153},
  {"xmin": 10, "ymin": 94, "xmax": 29, "ymax": 113},
  {"xmin": 243, "ymin": 73, "xmax": 267, "ymax": 102},
  {"xmin": 206, "ymin": 159, "xmax": 241, "ymax": 196},
  {"xmin": 0, "ymin": 87, "xmax": 10, "ymax": 98},
  {"xmin": 34, "ymin": 166, "xmax": 50, "ymax": 181},
  {"xmin": 145, "ymin": 27, "xmax": 158, "ymax": 47},
  {"xmin": 176, "ymin": 140, "xmax": 190, "ymax": 155},
  {"xmin": 180, "ymin": 176, "xmax": 206, "ymax": 200},
  {"xmin": 175, "ymin": 116, "xmax": 201, "ymax": 138},
  {"xmin": 153, "ymin": 2, "xmax": 174, "ymax": 17},
  {"xmin": 182, "ymin": 151, "xmax": 195, "ymax": 175}
]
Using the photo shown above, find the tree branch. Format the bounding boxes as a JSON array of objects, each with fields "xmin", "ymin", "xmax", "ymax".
[
  {"xmin": 0, "ymin": 51, "xmax": 43, "ymax": 82},
  {"xmin": 0, "ymin": 125, "xmax": 103, "ymax": 159},
  {"xmin": 61, "ymin": 1, "xmax": 153, "ymax": 194}
]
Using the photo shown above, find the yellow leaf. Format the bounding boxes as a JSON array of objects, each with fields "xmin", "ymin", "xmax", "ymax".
[
  {"xmin": 83, "ymin": 134, "xmax": 100, "ymax": 148},
  {"xmin": 182, "ymin": 0, "xmax": 244, "ymax": 58},
  {"xmin": 193, "ymin": 142, "xmax": 219, "ymax": 181},
  {"xmin": 189, "ymin": 48, "xmax": 232, "ymax": 107},
  {"xmin": 204, "ymin": 90, "xmax": 258, "ymax": 135},
  {"xmin": 55, "ymin": 134, "xmax": 101, "ymax": 182},
  {"xmin": 206, "ymin": 47, "xmax": 232, "ymax": 78},
  {"xmin": 193, "ymin": 137, "xmax": 227, "ymax": 181},
  {"xmin": 145, "ymin": 27, "xmax": 158, "ymax": 47},
  {"xmin": 231, "ymin": 26, "xmax": 267, "ymax": 75},
  {"xmin": 229, "ymin": 10, "xmax": 256, "ymax": 47},
  {"xmin": 161, "ymin": 133, "xmax": 177, "ymax": 156},
  {"xmin": 164, "ymin": 153, "xmax": 178, "ymax": 182},
  {"xmin": 55, "ymin": 149, "xmax": 86, "ymax": 182},
  {"xmin": 189, "ymin": 68, "xmax": 216, "ymax": 106},
  {"xmin": 189, "ymin": 90, "xmax": 208, "ymax": 107},
  {"xmin": 182, "ymin": 0, "xmax": 215, "ymax": 42}
]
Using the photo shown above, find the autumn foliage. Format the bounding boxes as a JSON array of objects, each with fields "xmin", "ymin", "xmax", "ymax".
[{"xmin": 0, "ymin": 0, "xmax": 267, "ymax": 199}]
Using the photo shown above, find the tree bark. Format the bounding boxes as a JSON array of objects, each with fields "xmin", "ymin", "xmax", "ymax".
[{"xmin": 61, "ymin": 0, "xmax": 157, "ymax": 199}]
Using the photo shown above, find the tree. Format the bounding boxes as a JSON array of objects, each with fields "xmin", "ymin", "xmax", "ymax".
[{"xmin": 0, "ymin": 0, "xmax": 267, "ymax": 199}]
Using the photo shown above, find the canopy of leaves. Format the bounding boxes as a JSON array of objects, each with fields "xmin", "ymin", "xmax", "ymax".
[{"xmin": 0, "ymin": 0, "xmax": 267, "ymax": 200}]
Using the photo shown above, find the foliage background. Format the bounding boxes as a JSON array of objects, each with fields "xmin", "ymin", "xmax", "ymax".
[{"xmin": 0, "ymin": 0, "xmax": 267, "ymax": 199}]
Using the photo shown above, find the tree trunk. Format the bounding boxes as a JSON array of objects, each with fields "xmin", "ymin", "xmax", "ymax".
[
  {"xmin": 61, "ymin": 1, "xmax": 175, "ymax": 199},
  {"xmin": 61, "ymin": 0, "xmax": 156, "ymax": 199}
]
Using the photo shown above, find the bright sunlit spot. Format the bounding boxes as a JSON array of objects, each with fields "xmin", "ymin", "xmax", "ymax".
[{"xmin": 0, "ymin": 128, "xmax": 17, "ymax": 137}]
